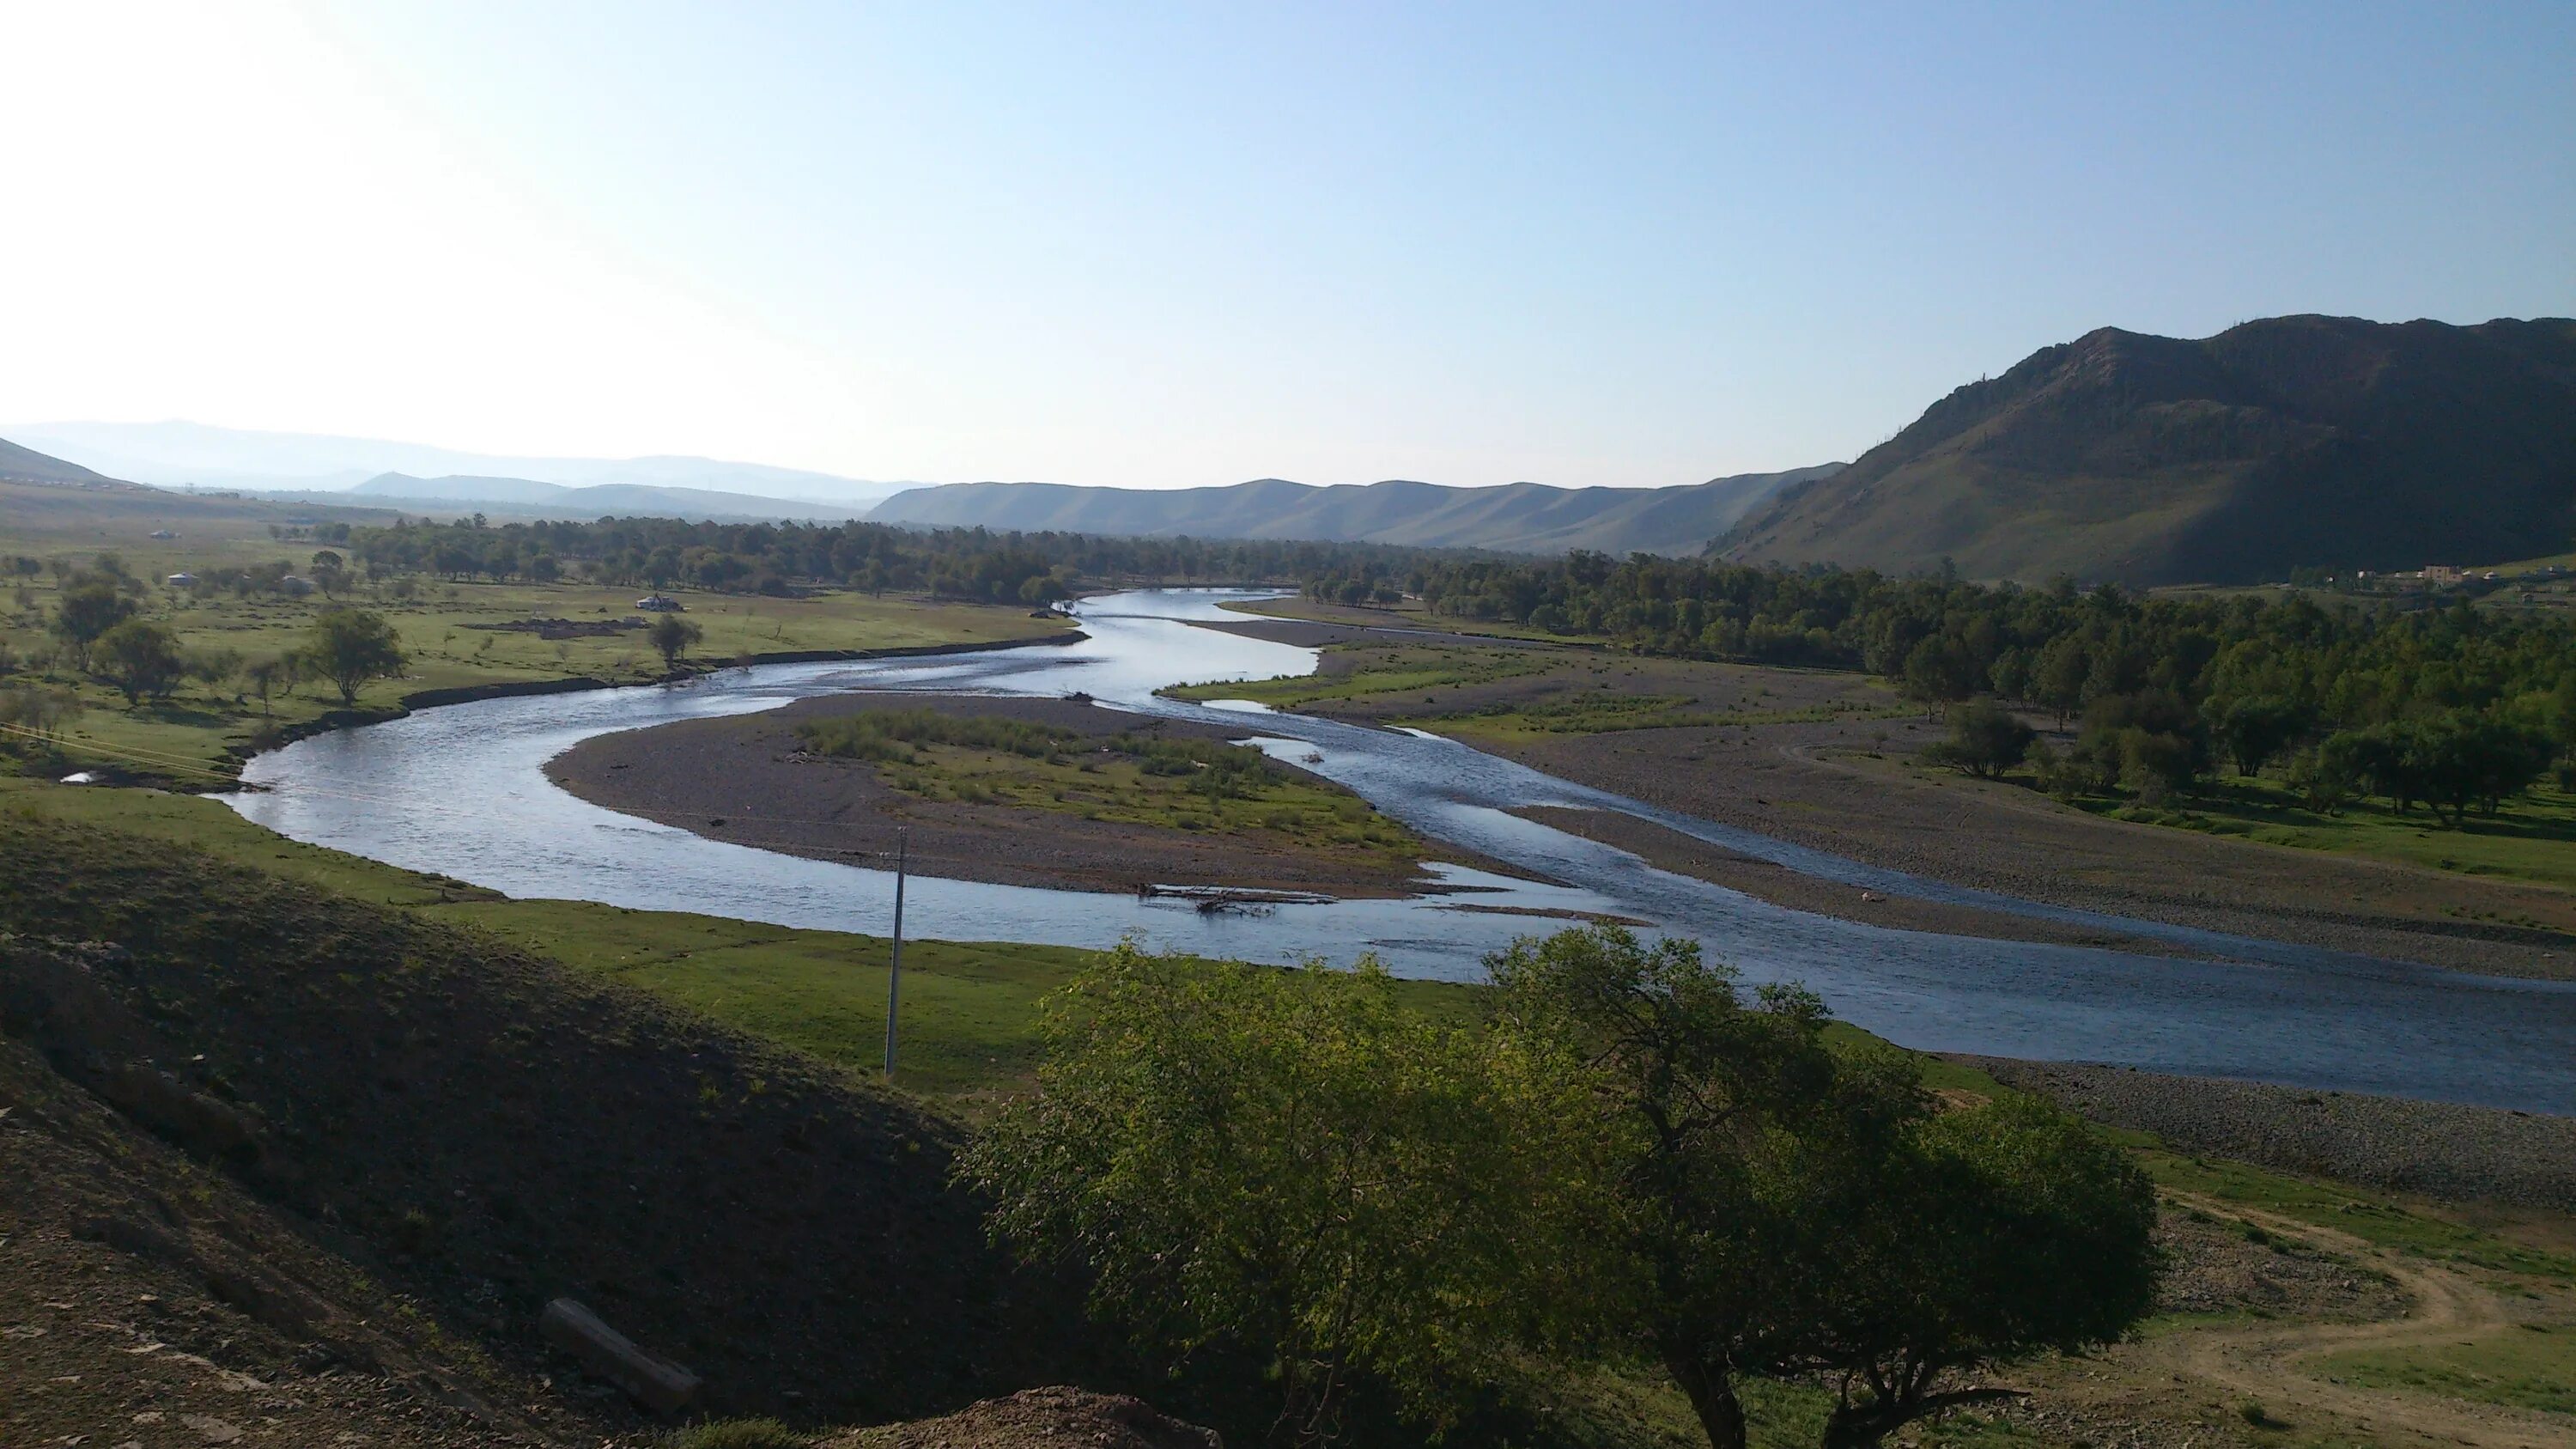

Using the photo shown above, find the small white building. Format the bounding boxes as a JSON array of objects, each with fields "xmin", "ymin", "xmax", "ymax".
[
  {"xmin": 165, "ymin": 572, "xmax": 197, "ymax": 588},
  {"xmin": 635, "ymin": 594, "xmax": 684, "ymax": 612}
]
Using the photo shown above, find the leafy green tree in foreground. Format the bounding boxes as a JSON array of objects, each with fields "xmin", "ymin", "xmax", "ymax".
[
  {"xmin": 303, "ymin": 607, "xmax": 407, "ymax": 705},
  {"xmin": 1486, "ymin": 926, "xmax": 2160, "ymax": 1449},
  {"xmin": 962, "ymin": 944, "xmax": 1610, "ymax": 1446},
  {"xmin": 649, "ymin": 612, "xmax": 704, "ymax": 674},
  {"xmin": 92, "ymin": 618, "xmax": 188, "ymax": 705}
]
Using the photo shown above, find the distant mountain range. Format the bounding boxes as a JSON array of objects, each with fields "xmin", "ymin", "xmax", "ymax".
[
  {"xmin": 18, "ymin": 314, "xmax": 2572, "ymax": 581},
  {"xmin": 1720, "ymin": 314, "xmax": 2576, "ymax": 585},
  {"xmin": 336, "ymin": 472, "xmax": 878, "ymax": 523},
  {"xmin": 0, "ymin": 420, "xmax": 898, "ymax": 506},
  {"xmin": 867, "ymin": 468, "xmax": 1844, "ymax": 555}
]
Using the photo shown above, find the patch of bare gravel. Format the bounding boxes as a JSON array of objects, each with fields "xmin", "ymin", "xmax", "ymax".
[
  {"xmin": 1957, "ymin": 1056, "xmax": 2576, "ymax": 1210},
  {"xmin": 826, "ymin": 1386, "xmax": 1222, "ymax": 1449}
]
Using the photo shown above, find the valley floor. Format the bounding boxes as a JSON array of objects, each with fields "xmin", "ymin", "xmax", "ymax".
[
  {"xmin": 1193, "ymin": 610, "xmax": 2576, "ymax": 979},
  {"xmin": 4, "ymin": 780, "xmax": 2573, "ymax": 1448}
]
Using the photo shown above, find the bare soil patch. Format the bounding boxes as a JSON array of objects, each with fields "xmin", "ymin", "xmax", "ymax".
[
  {"xmin": 1517, "ymin": 803, "xmax": 2208, "ymax": 957},
  {"xmin": 549, "ymin": 692, "xmax": 1510, "ymax": 898},
  {"xmin": 827, "ymin": 1386, "xmax": 1221, "ymax": 1449}
]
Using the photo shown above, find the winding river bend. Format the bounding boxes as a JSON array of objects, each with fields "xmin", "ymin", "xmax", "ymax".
[{"xmin": 230, "ymin": 589, "xmax": 2576, "ymax": 1112}]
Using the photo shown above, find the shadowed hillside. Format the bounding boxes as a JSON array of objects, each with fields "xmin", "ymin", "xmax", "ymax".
[
  {"xmin": 1721, "ymin": 314, "xmax": 2576, "ymax": 585},
  {"xmin": 0, "ymin": 813, "xmax": 1101, "ymax": 1429},
  {"xmin": 870, "ymin": 466, "xmax": 1843, "ymax": 555}
]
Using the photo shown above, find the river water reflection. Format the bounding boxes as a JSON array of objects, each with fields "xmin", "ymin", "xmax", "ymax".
[{"xmin": 230, "ymin": 589, "xmax": 2576, "ymax": 1111}]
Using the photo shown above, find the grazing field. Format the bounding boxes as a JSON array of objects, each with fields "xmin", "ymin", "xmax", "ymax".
[{"xmin": 0, "ymin": 535, "xmax": 1071, "ymax": 782}]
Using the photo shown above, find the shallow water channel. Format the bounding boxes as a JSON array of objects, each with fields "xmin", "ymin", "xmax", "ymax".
[{"xmin": 229, "ymin": 589, "xmax": 2576, "ymax": 1111}]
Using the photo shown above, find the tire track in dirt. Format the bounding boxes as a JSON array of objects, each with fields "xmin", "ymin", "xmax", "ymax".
[{"xmin": 2134, "ymin": 1195, "xmax": 2563, "ymax": 1448}]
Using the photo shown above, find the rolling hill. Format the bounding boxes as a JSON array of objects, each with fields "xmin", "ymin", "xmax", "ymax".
[
  {"xmin": 0, "ymin": 435, "xmax": 143, "ymax": 489},
  {"xmin": 343, "ymin": 471, "xmax": 878, "ymax": 522},
  {"xmin": 1719, "ymin": 314, "xmax": 2576, "ymax": 586},
  {"xmin": 868, "ymin": 467, "xmax": 1843, "ymax": 555}
]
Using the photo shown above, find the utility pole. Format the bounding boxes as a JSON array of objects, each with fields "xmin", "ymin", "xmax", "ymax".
[{"xmin": 884, "ymin": 828, "xmax": 907, "ymax": 1081}]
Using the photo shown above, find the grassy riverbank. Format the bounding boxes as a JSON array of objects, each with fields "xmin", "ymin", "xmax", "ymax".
[
  {"xmin": 0, "ymin": 564, "xmax": 1071, "ymax": 782},
  {"xmin": 0, "ymin": 776, "xmax": 1473, "ymax": 1105},
  {"xmin": 8, "ymin": 775, "xmax": 2574, "ymax": 1446}
]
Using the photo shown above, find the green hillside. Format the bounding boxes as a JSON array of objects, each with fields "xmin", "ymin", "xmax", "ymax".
[{"xmin": 1720, "ymin": 315, "xmax": 2576, "ymax": 586}]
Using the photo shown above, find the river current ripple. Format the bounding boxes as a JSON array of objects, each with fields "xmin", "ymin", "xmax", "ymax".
[{"xmin": 230, "ymin": 589, "xmax": 2576, "ymax": 1111}]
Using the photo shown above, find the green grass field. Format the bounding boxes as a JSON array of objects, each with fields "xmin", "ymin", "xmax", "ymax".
[
  {"xmin": 860, "ymin": 740, "xmax": 1422, "ymax": 865},
  {"xmin": 2315, "ymin": 1328, "xmax": 2576, "ymax": 1416},
  {"xmin": 0, "ymin": 776, "xmax": 1478, "ymax": 1105},
  {"xmin": 1166, "ymin": 642, "xmax": 1554, "ymax": 708},
  {"xmin": 2075, "ymin": 773, "xmax": 2576, "ymax": 896},
  {"xmin": 3, "ymin": 562, "xmax": 1069, "ymax": 781}
]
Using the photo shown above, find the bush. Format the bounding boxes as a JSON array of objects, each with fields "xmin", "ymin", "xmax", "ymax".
[
  {"xmin": 665, "ymin": 1419, "xmax": 806, "ymax": 1449},
  {"xmin": 1920, "ymin": 697, "xmax": 2034, "ymax": 778}
]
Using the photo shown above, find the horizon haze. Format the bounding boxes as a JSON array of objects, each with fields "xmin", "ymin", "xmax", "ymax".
[{"xmin": 3, "ymin": 2, "xmax": 2568, "ymax": 491}]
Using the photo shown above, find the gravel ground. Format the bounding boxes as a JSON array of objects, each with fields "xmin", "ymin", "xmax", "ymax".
[
  {"xmin": 826, "ymin": 1386, "xmax": 1221, "ymax": 1449},
  {"xmin": 1206, "ymin": 613, "xmax": 2576, "ymax": 980},
  {"xmin": 1957, "ymin": 1056, "xmax": 2576, "ymax": 1209}
]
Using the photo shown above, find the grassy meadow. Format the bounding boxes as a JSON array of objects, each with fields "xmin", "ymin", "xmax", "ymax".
[{"xmin": 0, "ymin": 500, "xmax": 1071, "ymax": 781}]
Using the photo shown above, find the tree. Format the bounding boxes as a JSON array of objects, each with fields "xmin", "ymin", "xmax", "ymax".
[
  {"xmin": 93, "ymin": 619, "xmax": 188, "ymax": 705},
  {"xmin": 309, "ymin": 550, "xmax": 349, "ymax": 598},
  {"xmin": 1485, "ymin": 927, "xmax": 2160, "ymax": 1449},
  {"xmin": 245, "ymin": 656, "xmax": 292, "ymax": 715},
  {"xmin": 1899, "ymin": 636, "xmax": 1981, "ymax": 715},
  {"xmin": 1800, "ymin": 1097, "xmax": 2162, "ymax": 1449},
  {"xmin": 303, "ymin": 608, "xmax": 406, "ymax": 705},
  {"xmin": 648, "ymin": 612, "xmax": 703, "ymax": 674},
  {"xmin": 2205, "ymin": 695, "xmax": 2314, "ymax": 777},
  {"xmin": 963, "ymin": 945, "xmax": 1607, "ymax": 1445},
  {"xmin": 1485, "ymin": 926, "xmax": 1890, "ymax": 1449},
  {"xmin": 1921, "ymin": 697, "xmax": 2034, "ymax": 779},
  {"xmin": 52, "ymin": 577, "xmax": 135, "ymax": 670}
]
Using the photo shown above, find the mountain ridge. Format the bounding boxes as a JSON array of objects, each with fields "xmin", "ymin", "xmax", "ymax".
[
  {"xmin": 867, "ymin": 466, "xmax": 1844, "ymax": 555},
  {"xmin": 1, "ymin": 419, "xmax": 900, "ymax": 502},
  {"xmin": 344, "ymin": 471, "xmax": 880, "ymax": 522},
  {"xmin": 1720, "ymin": 314, "xmax": 2576, "ymax": 585}
]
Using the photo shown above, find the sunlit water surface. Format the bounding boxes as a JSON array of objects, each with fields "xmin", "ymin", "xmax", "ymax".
[{"xmin": 230, "ymin": 589, "xmax": 2576, "ymax": 1111}]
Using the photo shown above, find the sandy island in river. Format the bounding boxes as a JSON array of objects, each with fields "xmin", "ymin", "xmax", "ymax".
[{"xmin": 545, "ymin": 691, "xmax": 1534, "ymax": 899}]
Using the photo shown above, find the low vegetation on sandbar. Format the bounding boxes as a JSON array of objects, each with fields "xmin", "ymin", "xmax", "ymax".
[{"xmin": 794, "ymin": 707, "xmax": 1421, "ymax": 866}]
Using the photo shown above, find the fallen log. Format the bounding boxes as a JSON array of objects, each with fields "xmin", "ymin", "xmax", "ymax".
[{"xmin": 538, "ymin": 1297, "xmax": 702, "ymax": 1414}]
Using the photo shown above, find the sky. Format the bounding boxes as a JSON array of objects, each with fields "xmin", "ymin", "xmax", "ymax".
[{"xmin": 3, "ymin": 2, "xmax": 2569, "ymax": 490}]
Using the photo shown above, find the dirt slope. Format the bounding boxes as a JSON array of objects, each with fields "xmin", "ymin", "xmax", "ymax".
[{"xmin": 0, "ymin": 813, "xmax": 1102, "ymax": 1429}]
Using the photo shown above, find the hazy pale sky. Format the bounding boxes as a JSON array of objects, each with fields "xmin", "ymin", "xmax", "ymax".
[{"xmin": 4, "ymin": 2, "xmax": 2569, "ymax": 488}]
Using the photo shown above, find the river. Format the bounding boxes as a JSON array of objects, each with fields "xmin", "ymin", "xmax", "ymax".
[{"xmin": 229, "ymin": 588, "xmax": 2576, "ymax": 1111}]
